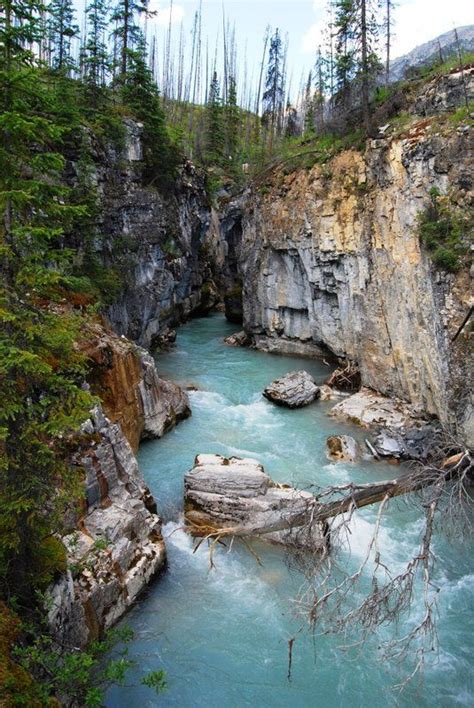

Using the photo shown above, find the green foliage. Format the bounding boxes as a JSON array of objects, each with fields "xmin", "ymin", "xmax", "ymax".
[
  {"xmin": 417, "ymin": 188, "xmax": 468, "ymax": 272},
  {"xmin": 141, "ymin": 669, "xmax": 167, "ymax": 694},
  {"xmin": 47, "ymin": 0, "xmax": 79, "ymax": 72},
  {"xmin": 120, "ymin": 42, "xmax": 181, "ymax": 189},
  {"xmin": 1, "ymin": 620, "xmax": 166, "ymax": 706},
  {"xmin": 204, "ymin": 72, "xmax": 225, "ymax": 166}
]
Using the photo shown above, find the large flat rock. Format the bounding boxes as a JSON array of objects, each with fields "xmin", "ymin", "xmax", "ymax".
[
  {"xmin": 330, "ymin": 388, "xmax": 426, "ymax": 429},
  {"xmin": 184, "ymin": 454, "xmax": 326, "ymax": 550}
]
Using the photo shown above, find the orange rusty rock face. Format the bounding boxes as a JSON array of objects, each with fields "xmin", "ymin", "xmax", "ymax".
[{"xmin": 81, "ymin": 324, "xmax": 147, "ymax": 452}]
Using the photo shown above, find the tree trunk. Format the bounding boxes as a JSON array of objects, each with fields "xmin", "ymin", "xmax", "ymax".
[
  {"xmin": 360, "ymin": 0, "xmax": 371, "ymax": 133},
  {"xmin": 200, "ymin": 457, "xmax": 469, "ymax": 541}
]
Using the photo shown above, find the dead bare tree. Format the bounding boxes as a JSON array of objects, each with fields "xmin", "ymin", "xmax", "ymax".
[{"xmin": 187, "ymin": 439, "xmax": 473, "ymax": 688}]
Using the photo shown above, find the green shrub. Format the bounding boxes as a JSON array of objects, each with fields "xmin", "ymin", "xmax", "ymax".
[{"xmin": 417, "ymin": 189, "xmax": 468, "ymax": 272}]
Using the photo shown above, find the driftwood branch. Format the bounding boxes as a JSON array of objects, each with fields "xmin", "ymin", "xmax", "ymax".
[{"xmin": 197, "ymin": 451, "xmax": 471, "ymax": 542}]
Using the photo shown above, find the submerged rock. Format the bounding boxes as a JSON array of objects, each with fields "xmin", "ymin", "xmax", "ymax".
[
  {"xmin": 326, "ymin": 435, "xmax": 359, "ymax": 462},
  {"xmin": 223, "ymin": 330, "xmax": 252, "ymax": 347},
  {"xmin": 184, "ymin": 454, "xmax": 326, "ymax": 550},
  {"xmin": 330, "ymin": 388, "xmax": 425, "ymax": 430},
  {"xmin": 263, "ymin": 370, "xmax": 320, "ymax": 408}
]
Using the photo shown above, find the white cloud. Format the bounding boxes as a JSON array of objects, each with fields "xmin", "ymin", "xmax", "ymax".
[
  {"xmin": 391, "ymin": 0, "xmax": 473, "ymax": 58},
  {"xmin": 301, "ymin": 18, "xmax": 326, "ymax": 54},
  {"xmin": 302, "ymin": 0, "xmax": 473, "ymax": 58},
  {"xmin": 147, "ymin": 1, "xmax": 185, "ymax": 27}
]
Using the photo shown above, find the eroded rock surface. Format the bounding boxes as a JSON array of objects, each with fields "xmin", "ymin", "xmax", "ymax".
[
  {"xmin": 223, "ymin": 330, "xmax": 252, "ymax": 347},
  {"xmin": 48, "ymin": 407, "xmax": 166, "ymax": 649},
  {"xmin": 237, "ymin": 72, "xmax": 473, "ymax": 442},
  {"xmin": 263, "ymin": 371, "xmax": 320, "ymax": 408},
  {"xmin": 326, "ymin": 435, "xmax": 359, "ymax": 462},
  {"xmin": 184, "ymin": 454, "xmax": 326, "ymax": 550},
  {"xmin": 84, "ymin": 323, "xmax": 190, "ymax": 451},
  {"xmin": 330, "ymin": 388, "xmax": 426, "ymax": 429}
]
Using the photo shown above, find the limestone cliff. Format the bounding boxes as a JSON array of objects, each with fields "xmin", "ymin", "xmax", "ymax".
[
  {"xmin": 48, "ymin": 407, "xmax": 166, "ymax": 649},
  {"xmin": 238, "ymin": 72, "xmax": 473, "ymax": 442},
  {"xmin": 48, "ymin": 325, "xmax": 190, "ymax": 645},
  {"xmin": 82, "ymin": 323, "xmax": 190, "ymax": 452},
  {"xmin": 69, "ymin": 121, "xmax": 222, "ymax": 349}
]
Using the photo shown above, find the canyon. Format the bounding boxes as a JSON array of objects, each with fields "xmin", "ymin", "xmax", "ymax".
[{"xmin": 49, "ymin": 67, "xmax": 472, "ymax": 648}]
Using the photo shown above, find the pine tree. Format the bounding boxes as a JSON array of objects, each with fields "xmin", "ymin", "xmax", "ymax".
[
  {"xmin": 204, "ymin": 71, "xmax": 224, "ymax": 165},
  {"xmin": 333, "ymin": 0, "xmax": 356, "ymax": 108},
  {"xmin": 111, "ymin": 0, "xmax": 152, "ymax": 80},
  {"xmin": 82, "ymin": 0, "xmax": 111, "ymax": 104},
  {"xmin": 314, "ymin": 46, "xmax": 326, "ymax": 129},
  {"xmin": 384, "ymin": 0, "xmax": 394, "ymax": 85},
  {"xmin": 224, "ymin": 75, "xmax": 240, "ymax": 161},
  {"xmin": 47, "ymin": 0, "xmax": 79, "ymax": 72},
  {"xmin": 333, "ymin": 0, "xmax": 382, "ymax": 131},
  {"xmin": 1, "ymin": 0, "xmax": 92, "ymax": 604},
  {"xmin": 121, "ymin": 38, "xmax": 180, "ymax": 188},
  {"xmin": 262, "ymin": 28, "xmax": 284, "ymax": 145},
  {"xmin": 303, "ymin": 71, "xmax": 316, "ymax": 136},
  {"xmin": 284, "ymin": 101, "xmax": 299, "ymax": 138}
]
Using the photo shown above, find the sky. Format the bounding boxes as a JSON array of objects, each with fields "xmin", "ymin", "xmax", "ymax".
[
  {"xmin": 142, "ymin": 0, "xmax": 472, "ymax": 93},
  {"xmin": 75, "ymin": 0, "xmax": 473, "ymax": 102}
]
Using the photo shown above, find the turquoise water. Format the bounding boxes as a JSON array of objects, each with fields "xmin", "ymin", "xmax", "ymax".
[{"xmin": 106, "ymin": 314, "xmax": 473, "ymax": 707}]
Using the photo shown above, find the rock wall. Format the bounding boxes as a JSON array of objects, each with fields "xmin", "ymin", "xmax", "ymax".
[
  {"xmin": 48, "ymin": 325, "xmax": 191, "ymax": 645},
  {"xmin": 71, "ymin": 121, "xmax": 222, "ymax": 349},
  {"xmin": 83, "ymin": 322, "xmax": 190, "ymax": 452},
  {"xmin": 239, "ymin": 87, "xmax": 473, "ymax": 441},
  {"xmin": 48, "ymin": 407, "xmax": 166, "ymax": 649}
]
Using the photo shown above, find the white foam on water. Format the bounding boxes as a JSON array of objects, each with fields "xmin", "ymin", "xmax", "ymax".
[
  {"xmin": 188, "ymin": 389, "xmax": 230, "ymax": 409},
  {"xmin": 227, "ymin": 398, "xmax": 283, "ymax": 430},
  {"xmin": 163, "ymin": 521, "xmax": 281, "ymax": 622}
]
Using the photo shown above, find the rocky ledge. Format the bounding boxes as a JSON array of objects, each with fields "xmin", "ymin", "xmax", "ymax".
[
  {"xmin": 263, "ymin": 370, "xmax": 320, "ymax": 408},
  {"xmin": 329, "ymin": 388, "xmax": 427, "ymax": 429},
  {"xmin": 83, "ymin": 322, "xmax": 190, "ymax": 451},
  {"xmin": 48, "ymin": 407, "xmax": 166, "ymax": 649},
  {"xmin": 184, "ymin": 454, "xmax": 327, "ymax": 550}
]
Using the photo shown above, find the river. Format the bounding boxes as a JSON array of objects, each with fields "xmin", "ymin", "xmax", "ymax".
[{"xmin": 106, "ymin": 314, "xmax": 473, "ymax": 707}]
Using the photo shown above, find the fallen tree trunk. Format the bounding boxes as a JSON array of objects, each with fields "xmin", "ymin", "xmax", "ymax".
[{"xmin": 186, "ymin": 451, "xmax": 471, "ymax": 542}]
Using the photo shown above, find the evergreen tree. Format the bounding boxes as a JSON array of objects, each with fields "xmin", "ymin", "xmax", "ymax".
[
  {"xmin": 121, "ymin": 38, "xmax": 180, "ymax": 188},
  {"xmin": 384, "ymin": 0, "xmax": 395, "ymax": 85},
  {"xmin": 303, "ymin": 70, "xmax": 316, "ymax": 136},
  {"xmin": 111, "ymin": 0, "xmax": 152, "ymax": 80},
  {"xmin": 314, "ymin": 46, "xmax": 326, "ymax": 128},
  {"xmin": 333, "ymin": 0, "xmax": 382, "ymax": 131},
  {"xmin": 82, "ymin": 0, "xmax": 111, "ymax": 104},
  {"xmin": 204, "ymin": 71, "xmax": 224, "ymax": 165},
  {"xmin": 262, "ymin": 28, "xmax": 284, "ymax": 144},
  {"xmin": 1, "ymin": 0, "xmax": 91, "ymax": 604},
  {"xmin": 284, "ymin": 101, "xmax": 299, "ymax": 138},
  {"xmin": 47, "ymin": 0, "xmax": 79, "ymax": 72},
  {"xmin": 333, "ymin": 0, "xmax": 356, "ymax": 107},
  {"xmin": 224, "ymin": 75, "xmax": 240, "ymax": 161}
]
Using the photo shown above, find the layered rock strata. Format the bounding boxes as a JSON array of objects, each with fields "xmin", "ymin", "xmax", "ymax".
[
  {"xmin": 83, "ymin": 323, "xmax": 190, "ymax": 451},
  {"xmin": 184, "ymin": 454, "xmax": 326, "ymax": 550},
  {"xmin": 69, "ymin": 122, "xmax": 224, "ymax": 349},
  {"xmin": 48, "ymin": 407, "xmax": 166, "ymax": 649},
  {"xmin": 238, "ymin": 73, "xmax": 473, "ymax": 442}
]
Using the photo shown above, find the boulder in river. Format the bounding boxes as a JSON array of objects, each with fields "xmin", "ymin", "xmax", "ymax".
[
  {"xmin": 372, "ymin": 424, "xmax": 441, "ymax": 461},
  {"xmin": 223, "ymin": 330, "xmax": 252, "ymax": 347},
  {"xmin": 184, "ymin": 454, "xmax": 327, "ymax": 550},
  {"xmin": 326, "ymin": 435, "xmax": 359, "ymax": 462},
  {"xmin": 263, "ymin": 370, "xmax": 320, "ymax": 408}
]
